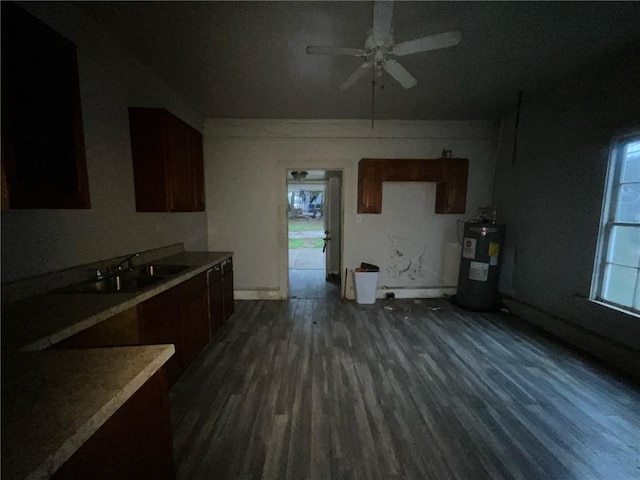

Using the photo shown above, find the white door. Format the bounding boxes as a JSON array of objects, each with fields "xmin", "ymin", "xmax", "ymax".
[{"xmin": 323, "ymin": 173, "xmax": 342, "ymax": 281}]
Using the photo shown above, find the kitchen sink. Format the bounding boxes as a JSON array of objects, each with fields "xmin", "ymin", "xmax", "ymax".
[
  {"xmin": 55, "ymin": 263, "xmax": 191, "ymax": 294},
  {"xmin": 129, "ymin": 264, "xmax": 190, "ymax": 277},
  {"xmin": 57, "ymin": 274, "xmax": 164, "ymax": 293}
]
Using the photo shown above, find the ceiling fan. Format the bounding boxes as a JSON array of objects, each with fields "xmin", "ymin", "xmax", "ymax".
[{"xmin": 306, "ymin": 1, "xmax": 461, "ymax": 90}]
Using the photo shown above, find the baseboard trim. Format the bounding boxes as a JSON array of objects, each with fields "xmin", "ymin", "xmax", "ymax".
[
  {"xmin": 235, "ymin": 286, "xmax": 456, "ymax": 301},
  {"xmin": 502, "ymin": 297, "xmax": 640, "ymax": 381},
  {"xmin": 376, "ymin": 287, "xmax": 457, "ymax": 299},
  {"xmin": 234, "ymin": 290, "xmax": 286, "ymax": 300}
]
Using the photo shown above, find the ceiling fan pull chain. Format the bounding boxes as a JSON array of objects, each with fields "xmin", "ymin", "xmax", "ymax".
[{"xmin": 371, "ymin": 78, "xmax": 376, "ymax": 129}]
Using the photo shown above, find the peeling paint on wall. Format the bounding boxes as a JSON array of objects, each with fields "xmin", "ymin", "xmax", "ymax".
[{"xmin": 385, "ymin": 234, "xmax": 439, "ymax": 282}]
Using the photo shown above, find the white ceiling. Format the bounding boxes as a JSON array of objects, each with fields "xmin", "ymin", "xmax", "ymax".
[{"xmin": 78, "ymin": 1, "xmax": 640, "ymax": 121}]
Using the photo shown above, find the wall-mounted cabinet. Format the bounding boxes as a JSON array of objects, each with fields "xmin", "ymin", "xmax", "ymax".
[
  {"xmin": 1, "ymin": 2, "xmax": 90, "ymax": 210},
  {"xmin": 357, "ymin": 158, "xmax": 469, "ymax": 214},
  {"xmin": 128, "ymin": 108, "xmax": 204, "ymax": 212}
]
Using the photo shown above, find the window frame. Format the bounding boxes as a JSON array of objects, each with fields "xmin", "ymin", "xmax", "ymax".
[{"xmin": 591, "ymin": 133, "xmax": 640, "ymax": 315}]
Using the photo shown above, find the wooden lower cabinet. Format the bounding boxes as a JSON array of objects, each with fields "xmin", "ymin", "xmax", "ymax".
[
  {"xmin": 53, "ymin": 273, "xmax": 211, "ymax": 387},
  {"xmin": 208, "ymin": 258, "xmax": 234, "ymax": 339},
  {"xmin": 208, "ymin": 264, "xmax": 224, "ymax": 338},
  {"xmin": 222, "ymin": 268, "xmax": 234, "ymax": 321},
  {"xmin": 53, "ymin": 369, "xmax": 175, "ymax": 480},
  {"xmin": 138, "ymin": 287, "xmax": 184, "ymax": 387},
  {"xmin": 53, "ymin": 306, "xmax": 142, "ymax": 349},
  {"xmin": 139, "ymin": 274, "xmax": 209, "ymax": 386},
  {"xmin": 177, "ymin": 274, "xmax": 210, "ymax": 367}
]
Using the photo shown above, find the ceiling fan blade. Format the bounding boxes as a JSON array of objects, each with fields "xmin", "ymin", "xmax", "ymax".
[
  {"xmin": 383, "ymin": 59, "xmax": 417, "ymax": 89},
  {"xmin": 373, "ymin": 0, "xmax": 394, "ymax": 46},
  {"xmin": 306, "ymin": 46, "xmax": 367, "ymax": 57},
  {"xmin": 339, "ymin": 62, "xmax": 373, "ymax": 90},
  {"xmin": 392, "ymin": 30, "xmax": 461, "ymax": 57}
]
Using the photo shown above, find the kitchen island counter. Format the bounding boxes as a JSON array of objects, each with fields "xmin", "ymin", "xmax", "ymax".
[{"xmin": 1, "ymin": 344, "xmax": 175, "ymax": 480}]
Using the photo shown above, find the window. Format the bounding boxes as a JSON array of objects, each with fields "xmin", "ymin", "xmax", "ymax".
[{"xmin": 592, "ymin": 134, "xmax": 640, "ymax": 314}]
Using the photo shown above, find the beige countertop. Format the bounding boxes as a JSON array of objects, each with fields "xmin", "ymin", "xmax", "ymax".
[
  {"xmin": 1, "ymin": 344, "xmax": 175, "ymax": 480},
  {"xmin": 2, "ymin": 251, "xmax": 232, "ymax": 352}
]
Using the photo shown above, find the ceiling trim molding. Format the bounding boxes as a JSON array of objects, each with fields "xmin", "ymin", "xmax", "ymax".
[{"xmin": 204, "ymin": 119, "xmax": 496, "ymax": 140}]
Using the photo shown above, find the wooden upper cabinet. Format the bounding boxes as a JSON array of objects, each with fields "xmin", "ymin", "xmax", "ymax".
[
  {"xmin": 190, "ymin": 127, "xmax": 205, "ymax": 211},
  {"xmin": 357, "ymin": 158, "xmax": 469, "ymax": 214},
  {"xmin": 128, "ymin": 107, "xmax": 204, "ymax": 212},
  {"xmin": 1, "ymin": 2, "xmax": 90, "ymax": 210}
]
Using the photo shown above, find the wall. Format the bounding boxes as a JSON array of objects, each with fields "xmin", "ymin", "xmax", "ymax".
[
  {"xmin": 494, "ymin": 41, "xmax": 640, "ymax": 359},
  {"xmin": 1, "ymin": 2, "xmax": 208, "ymax": 283},
  {"xmin": 204, "ymin": 120, "xmax": 497, "ymax": 299}
]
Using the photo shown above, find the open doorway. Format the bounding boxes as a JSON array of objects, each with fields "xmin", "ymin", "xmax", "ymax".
[{"xmin": 287, "ymin": 169, "xmax": 342, "ymax": 299}]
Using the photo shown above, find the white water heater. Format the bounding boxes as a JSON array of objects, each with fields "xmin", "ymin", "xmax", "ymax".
[{"xmin": 455, "ymin": 222, "xmax": 506, "ymax": 310}]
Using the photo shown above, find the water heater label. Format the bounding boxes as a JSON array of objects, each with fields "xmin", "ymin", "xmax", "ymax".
[
  {"xmin": 489, "ymin": 241, "xmax": 500, "ymax": 266},
  {"xmin": 462, "ymin": 238, "xmax": 477, "ymax": 259},
  {"xmin": 469, "ymin": 261, "xmax": 489, "ymax": 281}
]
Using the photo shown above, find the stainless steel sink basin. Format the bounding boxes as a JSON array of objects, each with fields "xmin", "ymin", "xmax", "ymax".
[
  {"xmin": 129, "ymin": 264, "xmax": 190, "ymax": 277},
  {"xmin": 58, "ymin": 274, "xmax": 164, "ymax": 293},
  {"xmin": 56, "ymin": 263, "xmax": 190, "ymax": 294}
]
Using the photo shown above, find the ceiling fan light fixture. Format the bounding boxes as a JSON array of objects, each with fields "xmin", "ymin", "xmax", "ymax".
[
  {"xmin": 291, "ymin": 170, "xmax": 308, "ymax": 181},
  {"xmin": 305, "ymin": 0, "xmax": 462, "ymax": 91}
]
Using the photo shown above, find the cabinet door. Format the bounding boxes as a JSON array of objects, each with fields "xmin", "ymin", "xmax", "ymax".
[
  {"xmin": 129, "ymin": 107, "xmax": 203, "ymax": 212},
  {"xmin": 178, "ymin": 274, "xmax": 210, "ymax": 367},
  {"xmin": 166, "ymin": 114, "xmax": 193, "ymax": 212},
  {"xmin": 52, "ymin": 370, "xmax": 175, "ymax": 480},
  {"xmin": 222, "ymin": 259, "xmax": 234, "ymax": 322},
  {"xmin": 189, "ymin": 127, "xmax": 205, "ymax": 211},
  {"xmin": 208, "ymin": 265, "xmax": 224, "ymax": 337},
  {"xmin": 1, "ymin": 2, "xmax": 90, "ymax": 210},
  {"xmin": 51, "ymin": 307, "xmax": 141, "ymax": 349},
  {"xmin": 128, "ymin": 108, "xmax": 170, "ymax": 212},
  {"xmin": 139, "ymin": 290, "xmax": 183, "ymax": 387}
]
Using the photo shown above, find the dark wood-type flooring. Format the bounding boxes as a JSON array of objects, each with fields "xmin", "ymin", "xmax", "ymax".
[
  {"xmin": 169, "ymin": 285, "xmax": 640, "ymax": 479},
  {"xmin": 289, "ymin": 269, "xmax": 340, "ymax": 300}
]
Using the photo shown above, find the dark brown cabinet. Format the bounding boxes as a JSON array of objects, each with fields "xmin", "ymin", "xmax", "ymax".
[
  {"xmin": 190, "ymin": 127, "xmax": 206, "ymax": 211},
  {"xmin": 54, "ymin": 273, "xmax": 211, "ymax": 387},
  {"xmin": 207, "ymin": 258, "xmax": 234, "ymax": 339},
  {"xmin": 207, "ymin": 263, "xmax": 224, "ymax": 338},
  {"xmin": 139, "ymin": 274, "xmax": 209, "ymax": 386},
  {"xmin": 178, "ymin": 274, "xmax": 210, "ymax": 368},
  {"xmin": 52, "ymin": 370, "xmax": 175, "ymax": 480},
  {"xmin": 138, "ymin": 287, "xmax": 184, "ymax": 387},
  {"xmin": 128, "ymin": 107, "xmax": 204, "ymax": 212},
  {"xmin": 222, "ymin": 258, "xmax": 235, "ymax": 320},
  {"xmin": 357, "ymin": 158, "xmax": 468, "ymax": 214},
  {"xmin": 1, "ymin": 2, "xmax": 90, "ymax": 210}
]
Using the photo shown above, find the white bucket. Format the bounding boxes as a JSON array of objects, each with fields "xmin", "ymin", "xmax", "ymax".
[{"xmin": 353, "ymin": 271, "xmax": 378, "ymax": 304}]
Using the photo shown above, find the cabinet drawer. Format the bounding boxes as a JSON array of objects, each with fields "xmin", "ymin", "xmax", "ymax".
[{"xmin": 208, "ymin": 262, "xmax": 223, "ymax": 281}]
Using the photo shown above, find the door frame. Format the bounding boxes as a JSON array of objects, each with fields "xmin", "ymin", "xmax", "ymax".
[{"xmin": 281, "ymin": 167, "xmax": 345, "ymax": 299}]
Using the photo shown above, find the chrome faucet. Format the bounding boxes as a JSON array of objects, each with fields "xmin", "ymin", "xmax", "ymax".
[
  {"xmin": 114, "ymin": 253, "xmax": 139, "ymax": 272},
  {"xmin": 96, "ymin": 253, "xmax": 139, "ymax": 279}
]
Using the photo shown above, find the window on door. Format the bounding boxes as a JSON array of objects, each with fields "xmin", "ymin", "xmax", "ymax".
[{"xmin": 592, "ymin": 134, "xmax": 640, "ymax": 314}]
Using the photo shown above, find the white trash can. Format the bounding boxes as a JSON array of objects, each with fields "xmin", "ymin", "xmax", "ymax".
[{"xmin": 354, "ymin": 270, "xmax": 379, "ymax": 304}]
